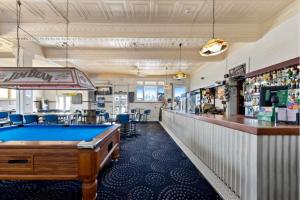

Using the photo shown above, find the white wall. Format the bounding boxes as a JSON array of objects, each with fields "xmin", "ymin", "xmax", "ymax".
[
  {"xmin": 190, "ymin": 12, "xmax": 300, "ymax": 90},
  {"xmin": 90, "ymin": 74, "xmax": 190, "ymax": 121},
  {"xmin": 32, "ymin": 90, "xmax": 89, "ymax": 112},
  {"xmin": 0, "ymin": 100, "xmax": 16, "ymax": 111}
]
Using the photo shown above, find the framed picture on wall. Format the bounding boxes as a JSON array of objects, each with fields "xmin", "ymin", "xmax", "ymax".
[
  {"xmin": 216, "ymin": 86, "xmax": 225, "ymax": 100},
  {"xmin": 97, "ymin": 97, "xmax": 105, "ymax": 108}
]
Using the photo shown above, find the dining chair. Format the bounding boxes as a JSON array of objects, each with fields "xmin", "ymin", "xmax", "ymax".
[
  {"xmin": 9, "ymin": 114, "xmax": 23, "ymax": 125},
  {"xmin": 24, "ymin": 115, "xmax": 39, "ymax": 124},
  {"xmin": 0, "ymin": 112, "xmax": 9, "ymax": 120},
  {"xmin": 44, "ymin": 114, "xmax": 59, "ymax": 124}
]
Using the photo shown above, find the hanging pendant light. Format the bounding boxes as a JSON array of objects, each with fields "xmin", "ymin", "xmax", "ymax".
[
  {"xmin": 0, "ymin": 0, "xmax": 95, "ymax": 90},
  {"xmin": 199, "ymin": 0, "xmax": 228, "ymax": 57},
  {"xmin": 164, "ymin": 66, "xmax": 170, "ymax": 89},
  {"xmin": 174, "ymin": 43, "xmax": 187, "ymax": 80}
]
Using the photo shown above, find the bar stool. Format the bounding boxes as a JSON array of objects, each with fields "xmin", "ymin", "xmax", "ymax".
[
  {"xmin": 116, "ymin": 114, "xmax": 130, "ymax": 137},
  {"xmin": 75, "ymin": 110, "xmax": 83, "ymax": 123},
  {"xmin": 103, "ymin": 112, "xmax": 114, "ymax": 124},
  {"xmin": 96, "ymin": 110, "xmax": 101, "ymax": 123},
  {"xmin": 142, "ymin": 109, "xmax": 151, "ymax": 122},
  {"xmin": 9, "ymin": 114, "xmax": 23, "ymax": 125},
  {"xmin": 130, "ymin": 113, "xmax": 141, "ymax": 136}
]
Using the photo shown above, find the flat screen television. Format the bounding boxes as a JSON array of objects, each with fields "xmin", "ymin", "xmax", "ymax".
[
  {"xmin": 95, "ymin": 86, "xmax": 112, "ymax": 95},
  {"xmin": 260, "ymin": 86, "xmax": 288, "ymax": 107}
]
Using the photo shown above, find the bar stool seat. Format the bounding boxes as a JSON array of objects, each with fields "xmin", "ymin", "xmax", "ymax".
[{"xmin": 116, "ymin": 114, "xmax": 131, "ymax": 137}]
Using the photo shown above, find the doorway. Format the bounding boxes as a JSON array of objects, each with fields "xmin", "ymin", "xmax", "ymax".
[{"xmin": 236, "ymin": 79, "xmax": 245, "ymax": 115}]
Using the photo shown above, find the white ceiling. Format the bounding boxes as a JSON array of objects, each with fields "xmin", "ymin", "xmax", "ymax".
[
  {"xmin": 0, "ymin": 0, "xmax": 293, "ymax": 23},
  {"xmin": 0, "ymin": 0, "xmax": 296, "ymax": 76}
]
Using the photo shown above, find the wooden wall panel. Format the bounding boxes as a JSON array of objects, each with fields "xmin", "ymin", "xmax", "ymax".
[{"xmin": 162, "ymin": 110, "xmax": 298, "ymax": 200}]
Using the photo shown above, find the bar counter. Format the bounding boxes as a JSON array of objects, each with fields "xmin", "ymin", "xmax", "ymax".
[
  {"xmin": 166, "ymin": 110, "xmax": 299, "ymax": 135},
  {"xmin": 161, "ymin": 109, "xmax": 299, "ymax": 200}
]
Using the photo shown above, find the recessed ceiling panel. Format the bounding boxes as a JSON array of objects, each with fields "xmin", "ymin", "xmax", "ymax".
[
  {"xmin": 80, "ymin": 2, "xmax": 108, "ymax": 20},
  {"xmin": 154, "ymin": 1, "xmax": 174, "ymax": 18},
  {"xmin": 0, "ymin": 0, "xmax": 296, "ymax": 76},
  {"xmin": 0, "ymin": 0, "xmax": 294, "ymax": 23},
  {"xmin": 129, "ymin": 1, "xmax": 149, "ymax": 18},
  {"xmin": 104, "ymin": 1, "xmax": 127, "ymax": 18}
]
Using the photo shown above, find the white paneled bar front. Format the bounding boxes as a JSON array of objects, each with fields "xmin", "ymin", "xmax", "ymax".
[{"xmin": 161, "ymin": 110, "xmax": 299, "ymax": 200}]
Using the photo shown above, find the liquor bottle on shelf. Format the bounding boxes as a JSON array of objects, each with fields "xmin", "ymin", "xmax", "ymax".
[
  {"xmin": 287, "ymin": 67, "xmax": 293, "ymax": 79},
  {"xmin": 272, "ymin": 70, "xmax": 277, "ymax": 85},
  {"xmin": 254, "ymin": 85, "xmax": 258, "ymax": 93},
  {"xmin": 292, "ymin": 66, "xmax": 298, "ymax": 77}
]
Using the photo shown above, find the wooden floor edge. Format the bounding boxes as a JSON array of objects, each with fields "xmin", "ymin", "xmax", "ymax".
[{"xmin": 159, "ymin": 121, "xmax": 240, "ymax": 200}]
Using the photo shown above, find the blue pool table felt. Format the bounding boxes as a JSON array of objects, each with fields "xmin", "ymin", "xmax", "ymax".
[{"xmin": 0, "ymin": 125, "xmax": 112, "ymax": 142}]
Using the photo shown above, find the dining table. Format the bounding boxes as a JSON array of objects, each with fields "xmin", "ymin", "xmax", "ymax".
[{"xmin": 30, "ymin": 112, "xmax": 79, "ymax": 125}]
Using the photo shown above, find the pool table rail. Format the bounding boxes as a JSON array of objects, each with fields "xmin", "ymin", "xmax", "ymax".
[
  {"xmin": 0, "ymin": 124, "xmax": 121, "ymax": 200},
  {"xmin": 77, "ymin": 125, "xmax": 120, "ymax": 149},
  {"xmin": 0, "ymin": 125, "xmax": 120, "ymax": 149}
]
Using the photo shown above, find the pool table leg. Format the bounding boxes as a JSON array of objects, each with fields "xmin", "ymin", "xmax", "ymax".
[
  {"xmin": 82, "ymin": 179, "xmax": 97, "ymax": 200},
  {"xmin": 111, "ymin": 129, "xmax": 120, "ymax": 161},
  {"xmin": 111, "ymin": 145, "xmax": 120, "ymax": 161}
]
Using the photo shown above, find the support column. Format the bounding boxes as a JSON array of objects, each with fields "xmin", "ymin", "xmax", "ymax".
[
  {"xmin": 226, "ymin": 80, "xmax": 237, "ymax": 117},
  {"xmin": 13, "ymin": 47, "xmax": 34, "ymax": 114}
]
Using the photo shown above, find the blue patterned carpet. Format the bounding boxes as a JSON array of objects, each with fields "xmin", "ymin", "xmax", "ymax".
[{"xmin": 0, "ymin": 122, "xmax": 222, "ymax": 200}]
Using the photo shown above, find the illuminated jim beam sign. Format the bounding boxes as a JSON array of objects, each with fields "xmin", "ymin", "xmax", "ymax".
[{"xmin": 0, "ymin": 67, "xmax": 95, "ymax": 90}]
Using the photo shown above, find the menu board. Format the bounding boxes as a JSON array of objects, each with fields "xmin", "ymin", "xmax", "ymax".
[
  {"xmin": 229, "ymin": 63, "xmax": 246, "ymax": 78},
  {"xmin": 261, "ymin": 86, "xmax": 288, "ymax": 107}
]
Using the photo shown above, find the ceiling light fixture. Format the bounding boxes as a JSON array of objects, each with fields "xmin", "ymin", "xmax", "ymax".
[
  {"xmin": 199, "ymin": 0, "xmax": 228, "ymax": 57},
  {"xmin": 174, "ymin": 43, "xmax": 187, "ymax": 80},
  {"xmin": 56, "ymin": 41, "xmax": 74, "ymax": 48},
  {"xmin": 0, "ymin": 0, "xmax": 95, "ymax": 90}
]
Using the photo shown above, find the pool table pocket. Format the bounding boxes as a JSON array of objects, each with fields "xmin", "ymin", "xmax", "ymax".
[{"xmin": 0, "ymin": 154, "xmax": 33, "ymax": 172}]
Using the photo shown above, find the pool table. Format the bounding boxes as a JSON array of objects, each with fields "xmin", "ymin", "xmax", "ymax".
[{"xmin": 0, "ymin": 124, "xmax": 120, "ymax": 200}]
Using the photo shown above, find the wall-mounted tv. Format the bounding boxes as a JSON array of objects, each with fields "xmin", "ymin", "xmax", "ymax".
[
  {"xmin": 260, "ymin": 86, "xmax": 288, "ymax": 107},
  {"xmin": 95, "ymin": 86, "xmax": 112, "ymax": 95}
]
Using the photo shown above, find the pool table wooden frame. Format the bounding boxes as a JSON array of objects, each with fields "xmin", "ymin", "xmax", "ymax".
[{"xmin": 0, "ymin": 124, "xmax": 121, "ymax": 200}]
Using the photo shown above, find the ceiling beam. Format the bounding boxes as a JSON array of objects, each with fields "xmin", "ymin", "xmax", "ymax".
[
  {"xmin": 1, "ymin": 23, "xmax": 261, "ymax": 41},
  {"xmin": 43, "ymin": 48, "xmax": 226, "ymax": 62},
  {"xmin": 0, "ymin": 52, "xmax": 14, "ymax": 58}
]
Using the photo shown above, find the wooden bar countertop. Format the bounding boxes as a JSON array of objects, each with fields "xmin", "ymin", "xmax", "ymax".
[{"xmin": 164, "ymin": 110, "xmax": 299, "ymax": 136}]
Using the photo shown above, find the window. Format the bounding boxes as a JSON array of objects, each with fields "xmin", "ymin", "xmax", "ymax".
[
  {"xmin": 174, "ymin": 86, "xmax": 186, "ymax": 98},
  {"xmin": 157, "ymin": 85, "xmax": 164, "ymax": 101},
  {"xmin": 0, "ymin": 89, "xmax": 9, "ymax": 99},
  {"xmin": 144, "ymin": 86, "xmax": 157, "ymax": 101},
  {"xmin": 10, "ymin": 90, "xmax": 16, "ymax": 99},
  {"xmin": 57, "ymin": 95, "xmax": 72, "ymax": 110},
  {"xmin": 136, "ymin": 81, "xmax": 165, "ymax": 102},
  {"xmin": 136, "ymin": 86, "xmax": 144, "ymax": 101},
  {"xmin": 0, "ymin": 89, "xmax": 16, "ymax": 99}
]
